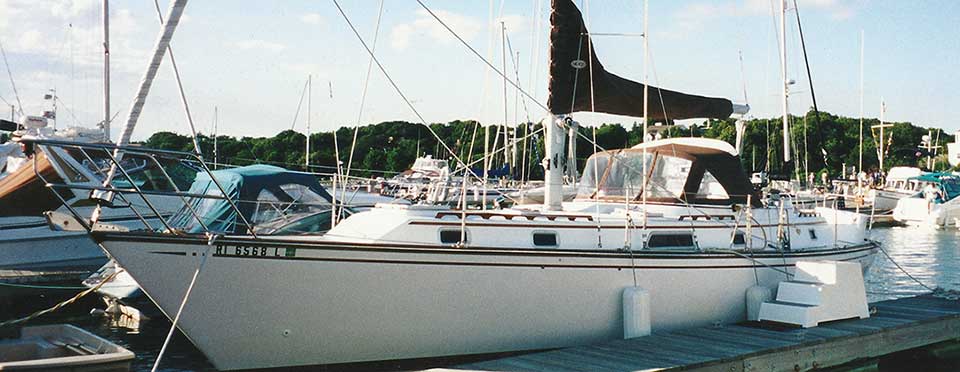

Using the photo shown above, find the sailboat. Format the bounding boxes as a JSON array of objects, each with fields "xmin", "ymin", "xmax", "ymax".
[
  {"xmin": 33, "ymin": 0, "xmax": 878, "ymax": 369},
  {"xmin": 0, "ymin": 0, "xmax": 185, "ymax": 278}
]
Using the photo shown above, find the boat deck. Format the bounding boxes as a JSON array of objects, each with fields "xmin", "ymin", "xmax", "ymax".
[
  {"xmin": 435, "ymin": 294, "xmax": 960, "ymax": 371},
  {"xmin": 0, "ymin": 269, "xmax": 88, "ymax": 284}
]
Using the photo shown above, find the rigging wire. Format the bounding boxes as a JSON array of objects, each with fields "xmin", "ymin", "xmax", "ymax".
[
  {"xmin": 343, "ymin": 0, "xmax": 385, "ymax": 216},
  {"xmin": 792, "ymin": 0, "xmax": 826, "ymax": 175},
  {"xmin": 332, "ymin": 0, "xmax": 479, "ymax": 180},
  {"xmin": 0, "ymin": 38, "xmax": 23, "ymax": 116},
  {"xmin": 584, "ymin": 0, "xmax": 603, "ymax": 249},
  {"xmin": 151, "ymin": 0, "xmax": 202, "ymax": 156},
  {"xmin": 504, "ymin": 32, "xmax": 532, "ymax": 124},
  {"xmin": 289, "ymin": 78, "xmax": 310, "ymax": 130},
  {"xmin": 414, "ymin": 0, "xmax": 549, "ymax": 115}
]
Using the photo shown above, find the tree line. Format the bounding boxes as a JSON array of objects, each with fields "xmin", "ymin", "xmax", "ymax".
[{"xmin": 142, "ymin": 109, "xmax": 956, "ymax": 180}]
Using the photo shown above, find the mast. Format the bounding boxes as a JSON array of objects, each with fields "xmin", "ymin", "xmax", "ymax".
[
  {"xmin": 642, "ymin": 0, "xmax": 649, "ymax": 142},
  {"xmin": 779, "ymin": 0, "xmax": 791, "ymax": 163},
  {"xmin": 305, "ymin": 74, "xmax": 312, "ymax": 169},
  {"xmin": 501, "ymin": 22, "xmax": 509, "ymax": 174},
  {"xmin": 641, "ymin": 0, "xmax": 649, "ymax": 223},
  {"xmin": 876, "ymin": 99, "xmax": 889, "ymax": 171},
  {"xmin": 91, "ymin": 0, "xmax": 188, "ymax": 223},
  {"xmin": 102, "ymin": 0, "xmax": 110, "ymax": 141},
  {"xmin": 544, "ymin": 117, "xmax": 564, "ymax": 211},
  {"xmin": 858, "ymin": 30, "xmax": 864, "ymax": 177},
  {"xmin": 212, "ymin": 105, "xmax": 218, "ymax": 169}
]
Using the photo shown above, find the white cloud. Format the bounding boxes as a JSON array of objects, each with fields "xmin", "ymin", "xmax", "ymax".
[
  {"xmin": 390, "ymin": 9, "xmax": 484, "ymax": 51},
  {"xmin": 668, "ymin": 0, "xmax": 859, "ymax": 38},
  {"xmin": 234, "ymin": 39, "xmax": 287, "ymax": 52},
  {"xmin": 300, "ymin": 13, "xmax": 323, "ymax": 25},
  {"xmin": 673, "ymin": 2, "xmax": 739, "ymax": 35},
  {"xmin": 744, "ymin": 0, "xmax": 857, "ymax": 19},
  {"xmin": 0, "ymin": 3, "xmax": 147, "ymax": 75}
]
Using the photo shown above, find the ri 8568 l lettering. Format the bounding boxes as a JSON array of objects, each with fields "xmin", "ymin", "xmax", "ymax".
[{"xmin": 214, "ymin": 244, "xmax": 296, "ymax": 258}]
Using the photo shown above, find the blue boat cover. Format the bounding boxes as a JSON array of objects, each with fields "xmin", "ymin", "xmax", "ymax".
[
  {"xmin": 909, "ymin": 172, "xmax": 960, "ymax": 201},
  {"xmin": 170, "ymin": 165, "xmax": 333, "ymax": 234}
]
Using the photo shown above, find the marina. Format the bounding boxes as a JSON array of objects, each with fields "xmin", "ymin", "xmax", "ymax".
[{"xmin": 2, "ymin": 0, "xmax": 960, "ymax": 371}]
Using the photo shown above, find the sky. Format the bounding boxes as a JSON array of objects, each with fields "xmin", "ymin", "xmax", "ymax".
[{"xmin": 0, "ymin": 0, "xmax": 958, "ymax": 142}]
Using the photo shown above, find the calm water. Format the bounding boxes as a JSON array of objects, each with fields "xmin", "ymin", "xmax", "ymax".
[{"xmin": 8, "ymin": 226, "xmax": 960, "ymax": 371}]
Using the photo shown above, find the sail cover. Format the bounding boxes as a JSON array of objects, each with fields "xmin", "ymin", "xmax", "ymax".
[{"xmin": 548, "ymin": 0, "xmax": 734, "ymax": 120}]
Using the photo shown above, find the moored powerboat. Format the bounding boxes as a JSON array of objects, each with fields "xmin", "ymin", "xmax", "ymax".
[{"xmin": 892, "ymin": 172, "xmax": 960, "ymax": 228}]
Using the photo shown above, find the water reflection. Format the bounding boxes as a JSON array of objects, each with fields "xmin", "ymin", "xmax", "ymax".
[{"xmin": 866, "ymin": 226, "xmax": 960, "ymax": 302}]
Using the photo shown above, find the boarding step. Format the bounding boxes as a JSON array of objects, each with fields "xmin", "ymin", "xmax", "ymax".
[
  {"xmin": 758, "ymin": 261, "xmax": 869, "ymax": 328},
  {"xmin": 775, "ymin": 281, "xmax": 825, "ymax": 306},
  {"xmin": 757, "ymin": 301, "xmax": 820, "ymax": 328}
]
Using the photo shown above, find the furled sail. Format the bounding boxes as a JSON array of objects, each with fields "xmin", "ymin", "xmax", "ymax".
[{"xmin": 547, "ymin": 0, "xmax": 734, "ymax": 120}]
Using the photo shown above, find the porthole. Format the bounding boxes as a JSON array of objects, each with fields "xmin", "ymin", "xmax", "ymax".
[
  {"xmin": 533, "ymin": 231, "xmax": 558, "ymax": 247},
  {"xmin": 440, "ymin": 229, "xmax": 468, "ymax": 245},
  {"xmin": 648, "ymin": 234, "xmax": 696, "ymax": 250}
]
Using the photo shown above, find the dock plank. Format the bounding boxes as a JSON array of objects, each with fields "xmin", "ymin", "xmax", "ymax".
[{"xmin": 433, "ymin": 295, "xmax": 960, "ymax": 372}]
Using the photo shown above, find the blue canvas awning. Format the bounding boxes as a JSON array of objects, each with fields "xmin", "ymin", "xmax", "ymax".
[
  {"xmin": 170, "ymin": 165, "xmax": 333, "ymax": 234},
  {"xmin": 909, "ymin": 172, "xmax": 960, "ymax": 201}
]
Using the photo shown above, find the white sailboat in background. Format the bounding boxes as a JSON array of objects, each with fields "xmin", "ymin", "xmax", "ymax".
[
  {"xmin": 0, "ymin": 1, "xmax": 184, "ymax": 284},
  {"xmin": 30, "ymin": 0, "xmax": 879, "ymax": 369}
]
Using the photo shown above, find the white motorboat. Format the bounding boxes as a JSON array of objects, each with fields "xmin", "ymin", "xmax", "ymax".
[
  {"xmin": 873, "ymin": 166, "xmax": 924, "ymax": 211},
  {"xmin": 0, "ymin": 118, "xmax": 183, "ymax": 274},
  {"xmin": 947, "ymin": 130, "xmax": 960, "ymax": 168},
  {"xmin": 0, "ymin": 137, "xmax": 189, "ymax": 272},
  {"xmin": 892, "ymin": 172, "xmax": 960, "ymax": 228},
  {"xmin": 34, "ymin": 0, "xmax": 878, "ymax": 369}
]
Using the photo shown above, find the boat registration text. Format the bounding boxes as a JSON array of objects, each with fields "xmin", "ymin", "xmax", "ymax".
[{"xmin": 215, "ymin": 244, "xmax": 297, "ymax": 258}]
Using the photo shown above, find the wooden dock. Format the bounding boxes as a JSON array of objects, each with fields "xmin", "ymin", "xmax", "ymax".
[{"xmin": 436, "ymin": 294, "xmax": 960, "ymax": 372}]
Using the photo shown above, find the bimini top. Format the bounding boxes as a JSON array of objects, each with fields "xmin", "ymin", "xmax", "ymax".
[
  {"xmin": 909, "ymin": 172, "xmax": 960, "ymax": 201},
  {"xmin": 577, "ymin": 138, "xmax": 761, "ymax": 207},
  {"xmin": 170, "ymin": 164, "xmax": 335, "ymax": 235}
]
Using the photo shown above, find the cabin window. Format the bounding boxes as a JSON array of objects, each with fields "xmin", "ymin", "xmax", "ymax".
[
  {"xmin": 440, "ymin": 229, "xmax": 468, "ymax": 245},
  {"xmin": 596, "ymin": 152, "xmax": 653, "ymax": 198},
  {"xmin": 252, "ymin": 189, "xmax": 284, "ymax": 225},
  {"xmin": 647, "ymin": 234, "xmax": 696, "ymax": 250},
  {"xmin": 808, "ymin": 229, "xmax": 818, "ymax": 240},
  {"xmin": 577, "ymin": 154, "xmax": 612, "ymax": 197},
  {"xmin": 532, "ymin": 231, "xmax": 558, "ymax": 247},
  {"xmin": 733, "ymin": 233, "xmax": 746, "ymax": 245},
  {"xmin": 645, "ymin": 155, "xmax": 692, "ymax": 199},
  {"xmin": 696, "ymin": 170, "xmax": 730, "ymax": 200},
  {"xmin": 46, "ymin": 148, "xmax": 89, "ymax": 183}
]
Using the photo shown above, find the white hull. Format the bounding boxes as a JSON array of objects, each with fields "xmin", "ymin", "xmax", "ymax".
[
  {"xmin": 893, "ymin": 197, "xmax": 960, "ymax": 228},
  {"xmin": 0, "ymin": 211, "xmax": 168, "ymax": 272},
  {"xmin": 873, "ymin": 189, "xmax": 914, "ymax": 211},
  {"xmin": 0, "ymin": 222, "xmax": 106, "ymax": 271},
  {"xmin": 99, "ymin": 233, "xmax": 877, "ymax": 370}
]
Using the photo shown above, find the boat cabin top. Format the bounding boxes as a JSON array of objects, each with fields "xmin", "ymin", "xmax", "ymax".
[{"xmin": 576, "ymin": 138, "xmax": 761, "ymax": 207}]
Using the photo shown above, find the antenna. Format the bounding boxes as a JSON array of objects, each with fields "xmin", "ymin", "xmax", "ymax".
[{"xmin": 102, "ymin": 0, "xmax": 111, "ymax": 141}]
